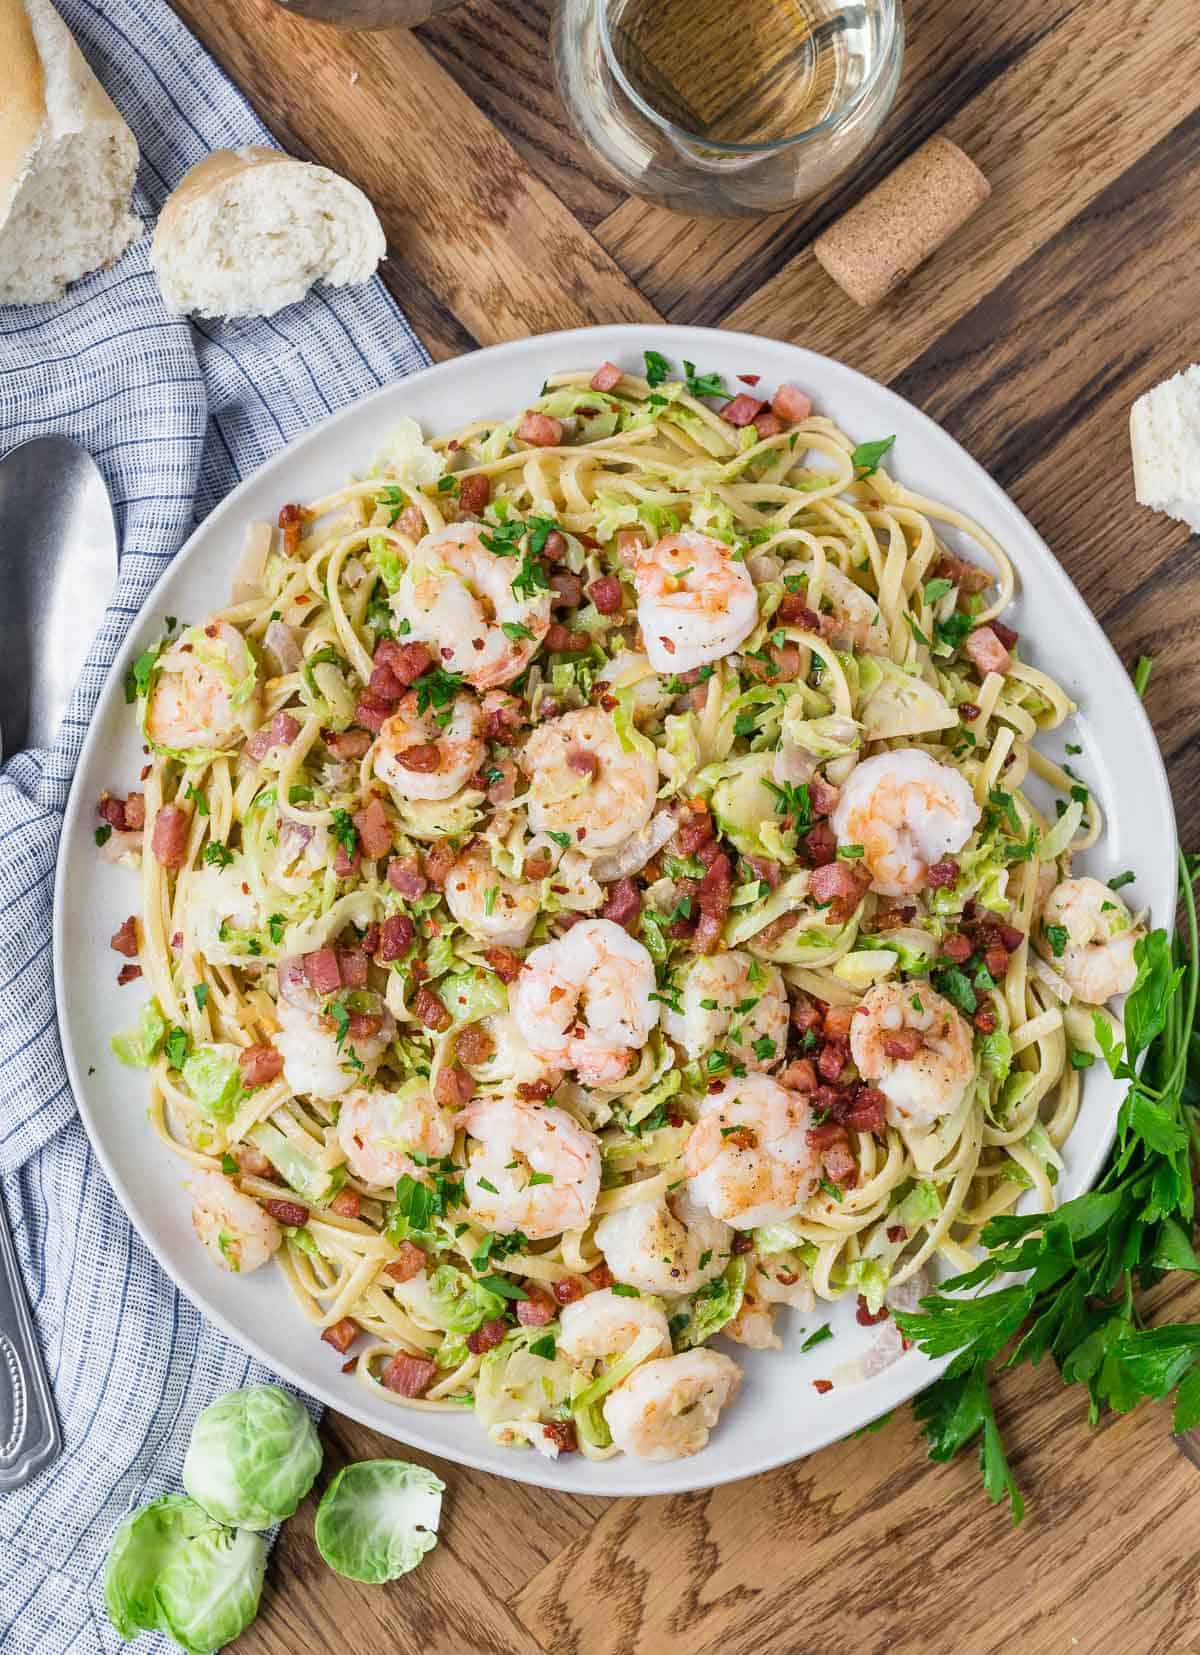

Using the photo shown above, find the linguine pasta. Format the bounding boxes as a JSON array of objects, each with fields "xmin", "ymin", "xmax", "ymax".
[{"xmin": 103, "ymin": 356, "xmax": 1142, "ymax": 1464}]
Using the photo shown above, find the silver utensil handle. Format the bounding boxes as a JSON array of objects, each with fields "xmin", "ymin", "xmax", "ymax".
[{"xmin": 0, "ymin": 1187, "xmax": 60, "ymax": 1488}]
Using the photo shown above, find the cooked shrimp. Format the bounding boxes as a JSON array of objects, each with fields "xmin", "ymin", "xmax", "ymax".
[
  {"xmin": 190, "ymin": 1170, "xmax": 281, "ymax": 1274},
  {"xmin": 634, "ymin": 531, "xmax": 758, "ymax": 673},
  {"xmin": 274, "ymin": 997, "xmax": 394, "ymax": 1101},
  {"xmin": 849, "ymin": 980, "xmax": 974, "ymax": 1130},
  {"xmin": 443, "ymin": 842, "xmax": 539, "ymax": 948},
  {"xmin": 602, "ymin": 1350, "xmax": 741, "ymax": 1461},
  {"xmin": 395, "ymin": 522, "xmax": 552, "ymax": 689},
  {"xmin": 804, "ymin": 562, "xmax": 889, "ymax": 654},
  {"xmin": 522, "ymin": 706, "xmax": 658, "ymax": 854},
  {"xmin": 336, "ymin": 1082, "xmax": 455, "ymax": 1188},
  {"xmin": 831, "ymin": 748, "xmax": 981, "ymax": 897},
  {"xmin": 145, "ymin": 622, "xmax": 259, "ymax": 754},
  {"xmin": 593, "ymin": 1190, "xmax": 731, "ymax": 1296},
  {"xmin": 557, "ymin": 1288, "xmax": 671, "ymax": 1365},
  {"xmin": 684, "ymin": 1073, "xmax": 820, "ymax": 1228},
  {"xmin": 510, "ymin": 918, "xmax": 659, "ymax": 1085},
  {"xmin": 1039, "ymin": 877, "xmax": 1143, "ymax": 1004},
  {"xmin": 662, "ymin": 950, "xmax": 788, "ymax": 1072},
  {"xmin": 373, "ymin": 689, "xmax": 485, "ymax": 803},
  {"xmin": 459, "ymin": 1096, "xmax": 601, "ymax": 1239}
]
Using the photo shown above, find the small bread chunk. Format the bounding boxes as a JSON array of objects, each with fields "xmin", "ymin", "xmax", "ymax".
[
  {"xmin": 1130, "ymin": 365, "xmax": 1200, "ymax": 534},
  {"xmin": 151, "ymin": 148, "xmax": 385, "ymax": 320},
  {"xmin": 0, "ymin": 0, "xmax": 140, "ymax": 305}
]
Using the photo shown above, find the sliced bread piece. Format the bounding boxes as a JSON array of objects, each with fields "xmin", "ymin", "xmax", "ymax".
[
  {"xmin": 1130, "ymin": 364, "xmax": 1200, "ymax": 535},
  {"xmin": 0, "ymin": 0, "xmax": 140, "ymax": 305},
  {"xmin": 151, "ymin": 148, "xmax": 386, "ymax": 320}
]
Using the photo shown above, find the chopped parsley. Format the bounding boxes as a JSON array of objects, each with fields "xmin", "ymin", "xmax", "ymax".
[
  {"xmin": 850, "ymin": 435, "xmax": 895, "ymax": 478},
  {"xmin": 202, "ymin": 842, "xmax": 233, "ymax": 869}
]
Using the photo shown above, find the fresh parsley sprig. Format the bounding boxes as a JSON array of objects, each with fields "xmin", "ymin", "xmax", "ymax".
[{"xmin": 894, "ymin": 854, "xmax": 1200, "ymax": 1523}]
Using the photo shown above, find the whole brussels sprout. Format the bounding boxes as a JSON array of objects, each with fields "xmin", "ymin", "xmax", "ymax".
[{"xmin": 183, "ymin": 1384, "xmax": 321, "ymax": 1530}]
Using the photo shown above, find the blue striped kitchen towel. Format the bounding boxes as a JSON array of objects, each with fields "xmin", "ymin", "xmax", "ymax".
[{"xmin": 0, "ymin": 2, "xmax": 429, "ymax": 1648}]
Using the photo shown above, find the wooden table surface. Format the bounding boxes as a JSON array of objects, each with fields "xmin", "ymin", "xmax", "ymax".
[{"xmin": 164, "ymin": 1, "xmax": 1200, "ymax": 1649}]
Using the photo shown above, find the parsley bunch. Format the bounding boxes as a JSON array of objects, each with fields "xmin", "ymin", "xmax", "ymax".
[{"xmin": 894, "ymin": 854, "xmax": 1200, "ymax": 1522}]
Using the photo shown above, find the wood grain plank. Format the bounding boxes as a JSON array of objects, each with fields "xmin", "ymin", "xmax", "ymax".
[
  {"xmin": 417, "ymin": 0, "xmax": 627, "ymax": 228},
  {"xmin": 513, "ymin": 1280, "xmax": 1200, "ymax": 1655},
  {"xmin": 889, "ymin": 104, "xmax": 1200, "ymax": 824},
  {"xmin": 724, "ymin": 0, "xmax": 1200, "ymax": 383},
  {"xmin": 169, "ymin": 0, "xmax": 660, "ymax": 345},
  {"xmin": 593, "ymin": 0, "xmax": 1075, "ymax": 323}
]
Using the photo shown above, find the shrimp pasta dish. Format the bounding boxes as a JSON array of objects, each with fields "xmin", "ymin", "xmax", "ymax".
[{"xmin": 99, "ymin": 351, "xmax": 1143, "ymax": 1464}]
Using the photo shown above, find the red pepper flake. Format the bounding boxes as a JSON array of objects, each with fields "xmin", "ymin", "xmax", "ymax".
[{"xmin": 813, "ymin": 1379, "xmax": 834, "ymax": 1394}]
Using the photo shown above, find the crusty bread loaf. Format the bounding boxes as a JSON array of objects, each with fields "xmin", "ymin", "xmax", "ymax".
[
  {"xmin": 150, "ymin": 147, "xmax": 386, "ymax": 320},
  {"xmin": 0, "ymin": 0, "xmax": 140, "ymax": 305},
  {"xmin": 1130, "ymin": 365, "xmax": 1200, "ymax": 535}
]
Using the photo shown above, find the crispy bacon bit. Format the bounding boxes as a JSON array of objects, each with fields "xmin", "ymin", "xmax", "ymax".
[
  {"xmin": 329, "ymin": 1188, "xmax": 362, "ymax": 1219},
  {"xmin": 803, "ymin": 821, "xmax": 838, "ymax": 867},
  {"xmin": 385, "ymin": 1241, "xmax": 428, "ymax": 1283},
  {"xmin": 590, "ymin": 361, "xmax": 623, "ymax": 392},
  {"xmin": 957, "ymin": 701, "xmax": 981, "ymax": 724},
  {"xmin": 467, "ymin": 1316, "xmax": 509, "ymax": 1355},
  {"xmin": 386, "ymin": 857, "xmax": 427, "ymax": 899},
  {"xmin": 721, "ymin": 393, "xmax": 765, "ymax": 427},
  {"xmin": 397, "ymin": 741, "xmax": 441, "ymax": 774},
  {"xmin": 776, "ymin": 593, "xmax": 821, "ymax": 629},
  {"xmin": 304, "ymin": 947, "xmax": 342, "ymax": 996},
  {"xmin": 823, "ymin": 1141, "xmax": 858, "ymax": 1186},
  {"xmin": 354, "ymin": 692, "xmax": 393, "ymax": 734},
  {"xmin": 236, "ymin": 1145, "xmax": 272, "ymax": 1177},
  {"xmin": 517, "ymin": 411, "xmax": 563, "ymax": 448},
  {"xmin": 791, "ymin": 995, "xmax": 822, "ymax": 1034},
  {"xmin": 881, "ymin": 1028, "xmax": 922, "ymax": 1060},
  {"xmin": 809, "ymin": 778, "xmax": 840, "ymax": 817},
  {"xmin": 278, "ymin": 502, "xmax": 305, "ymax": 555},
  {"xmin": 545, "ymin": 624, "xmax": 588, "ymax": 653},
  {"xmin": 738, "ymin": 373, "xmax": 761, "ymax": 387},
  {"xmin": 587, "ymin": 574, "xmax": 624, "ymax": 615},
  {"xmin": 394, "ymin": 503, "xmax": 425, "ymax": 540},
  {"xmin": 887, "ymin": 1225, "xmax": 907, "ymax": 1244},
  {"xmin": 965, "ymin": 625, "xmax": 1012, "ymax": 676},
  {"xmin": 693, "ymin": 851, "xmax": 732, "ymax": 954},
  {"xmin": 434, "ymin": 1064, "xmax": 475, "ymax": 1109},
  {"xmin": 110, "ymin": 915, "xmax": 139, "ymax": 958},
  {"xmin": 941, "ymin": 932, "xmax": 973, "ymax": 964},
  {"xmin": 247, "ymin": 710, "xmax": 301, "ymax": 762},
  {"xmin": 240, "ymin": 1044, "xmax": 284, "ymax": 1087},
  {"xmin": 457, "ymin": 473, "xmax": 491, "ymax": 515},
  {"xmin": 615, "ymin": 527, "xmax": 649, "ymax": 565},
  {"xmin": 338, "ymin": 949, "xmax": 369, "ymax": 990},
  {"xmin": 347, "ymin": 1012, "xmax": 384, "ymax": 1042},
  {"xmin": 809, "ymin": 858, "xmax": 869, "ymax": 920},
  {"xmin": 780, "ymin": 1058, "xmax": 817, "ymax": 1092},
  {"xmin": 974, "ymin": 1006, "xmax": 999, "ymax": 1034},
  {"xmin": 541, "ymin": 529, "xmax": 568, "ymax": 562},
  {"xmin": 822, "ymin": 1005, "xmax": 856, "ymax": 1040},
  {"xmin": 324, "ymin": 727, "xmax": 372, "ymax": 760},
  {"xmin": 375, "ymin": 638, "xmax": 434, "ymax": 688},
  {"xmin": 926, "ymin": 858, "xmax": 959, "ymax": 890},
  {"xmin": 856, "ymin": 1295, "xmax": 890, "ymax": 1327},
  {"xmin": 485, "ymin": 944, "xmax": 523, "ymax": 983},
  {"xmin": 542, "ymin": 1420, "xmax": 578, "ymax": 1454},
  {"xmin": 352, "ymin": 797, "xmax": 392, "ymax": 861},
  {"xmin": 587, "ymin": 1262, "xmax": 614, "ymax": 1290},
  {"xmin": 381, "ymin": 1351, "xmax": 437, "ymax": 1396},
  {"xmin": 98, "ymin": 792, "xmax": 128, "ymax": 831},
  {"xmin": 772, "ymin": 384, "xmax": 813, "ymax": 423},
  {"xmin": 151, "ymin": 805, "xmax": 189, "ymax": 869},
  {"xmin": 992, "ymin": 620, "xmax": 1019, "ymax": 650},
  {"xmin": 123, "ymin": 792, "xmax": 146, "ymax": 830},
  {"xmin": 361, "ymin": 922, "xmax": 381, "ymax": 959},
  {"xmin": 817, "ymin": 1041, "xmax": 848, "ymax": 1082},
  {"xmin": 752, "ymin": 410, "xmax": 784, "ymax": 440},
  {"xmin": 813, "ymin": 1378, "xmax": 834, "ymax": 1394},
  {"xmin": 553, "ymin": 1275, "xmax": 586, "ymax": 1305},
  {"xmin": 743, "ymin": 642, "xmax": 801, "ymax": 683},
  {"xmin": 117, "ymin": 963, "xmax": 142, "ymax": 985},
  {"xmin": 984, "ymin": 944, "xmax": 1010, "ymax": 981},
  {"xmin": 744, "ymin": 854, "xmax": 780, "ymax": 889},
  {"xmin": 601, "ymin": 878, "xmax": 641, "ymax": 928},
  {"xmin": 372, "ymin": 915, "xmax": 412, "ymax": 968},
  {"xmin": 413, "ymin": 985, "xmax": 451, "ymax": 1032},
  {"xmin": 550, "ymin": 570, "xmax": 584, "ymax": 609},
  {"xmin": 321, "ymin": 1317, "xmax": 361, "ymax": 1354},
  {"xmin": 844, "ymin": 1087, "xmax": 887, "ymax": 1133},
  {"xmin": 933, "ymin": 553, "xmax": 992, "ymax": 595},
  {"xmin": 516, "ymin": 1290, "xmax": 556, "ymax": 1327},
  {"xmin": 455, "ymin": 1024, "xmax": 495, "ymax": 1067},
  {"xmin": 517, "ymin": 1078, "xmax": 553, "ymax": 1101},
  {"xmin": 334, "ymin": 839, "xmax": 361, "ymax": 879},
  {"xmin": 369, "ymin": 662, "xmax": 406, "ymax": 702},
  {"xmin": 566, "ymin": 746, "xmax": 600, "ymax": 779},
  {"xmin": 481, "ymin": 690, "xmax": 525, "ymax": 742},
  {"xmin": 263, "ymin": 1196, "xmax": 310, "ymax": 1227},
  {"xmin": 731, "ymin": 1233, "xmax": 754, "ymax": 1255},
  {"xmin": 674, "ymin": 800, "xmax": 713, "ymax": 858}
]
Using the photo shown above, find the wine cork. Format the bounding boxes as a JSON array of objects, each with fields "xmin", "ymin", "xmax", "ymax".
[{"xmin": 813, "ymin": 137, "xmax": 991, "ymax": 308}]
